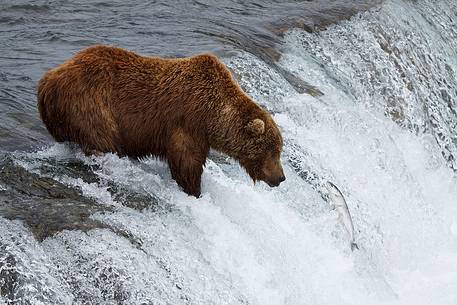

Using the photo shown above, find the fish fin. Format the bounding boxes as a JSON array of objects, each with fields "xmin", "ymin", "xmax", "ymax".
[{"xmin": 350, "ymin": 242, "xmax": 359, "ymax": 251}]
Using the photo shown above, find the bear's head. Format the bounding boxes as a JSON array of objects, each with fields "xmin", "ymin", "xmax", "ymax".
[
  {"xmin": 197, "ymin": 54, "xmax": 285, "ymax": 188},
  {"xmin": 239, "ymin": 117, "xmax": 285, "ymax": 188}
]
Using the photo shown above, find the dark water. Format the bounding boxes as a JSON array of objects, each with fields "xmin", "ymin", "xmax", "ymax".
[{"xmin": 0, "ymin": 0, "xmax": 378, "ymax": 152}]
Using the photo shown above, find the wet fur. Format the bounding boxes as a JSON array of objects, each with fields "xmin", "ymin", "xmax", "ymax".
[{"xmin": 38, "ymin": 45, "xmax": 283, "ymax": 197}]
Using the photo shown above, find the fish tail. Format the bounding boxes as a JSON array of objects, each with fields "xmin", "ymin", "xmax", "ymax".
[{"xmin": 350, "ymin": 242, "xmax": 359, "ymax": 251}]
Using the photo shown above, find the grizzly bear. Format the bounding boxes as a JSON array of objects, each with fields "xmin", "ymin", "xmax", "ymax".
[{"xmin": 37, "ymin": 45, "xmax": 285, "ymax": 197}]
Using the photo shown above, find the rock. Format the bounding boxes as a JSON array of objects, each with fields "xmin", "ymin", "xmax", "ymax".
[{"xmin": 0, "ymin": 158, "xmax": 110, "ymax": 241}]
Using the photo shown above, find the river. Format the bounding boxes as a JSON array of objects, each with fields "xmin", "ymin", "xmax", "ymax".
[{"xmin": 1, "ymin": 1, "xmax": 457, "ymax": 304}]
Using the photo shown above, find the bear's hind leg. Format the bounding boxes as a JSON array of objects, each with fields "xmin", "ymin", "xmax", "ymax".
[
  {"xmin": 69, "ymin": 93, "xmax": 123, "ymax": 156},
  {"xmin": 166, "ymin": 129, "xmax": 209, "ymax": 197}
]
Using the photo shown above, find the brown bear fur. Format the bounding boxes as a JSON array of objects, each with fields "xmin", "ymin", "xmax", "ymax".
[{"xmin": 37, "ymin": 45, "xmax": 285, "ymax": 197}]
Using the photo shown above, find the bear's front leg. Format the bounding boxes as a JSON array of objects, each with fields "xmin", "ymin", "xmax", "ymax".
[{"xmin": 166, "ymin": 129, "xmax": 209, "ymax": 197}]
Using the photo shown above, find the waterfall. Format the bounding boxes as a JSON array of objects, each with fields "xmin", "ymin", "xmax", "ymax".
[{"xmin": 1, "ymin": 1, "xmax": 456, "ymax": 304}]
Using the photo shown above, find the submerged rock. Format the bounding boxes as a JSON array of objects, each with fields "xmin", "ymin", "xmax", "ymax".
[
  {"xmin": 0, "ymin": 158, "xmax": 109, "ymax": 241},
  {"xmin": 0, "ymin": 253, "xmax": 18, "ymax": 303}
]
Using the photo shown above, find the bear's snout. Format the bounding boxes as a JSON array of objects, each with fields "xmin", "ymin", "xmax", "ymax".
[
  {"xmin": 265, "ymin": 172, "xmax": 286, "ymax": 187},
  {"xmin": 261, "ymin": 156, "xmax": 285, "ymax": 187}
]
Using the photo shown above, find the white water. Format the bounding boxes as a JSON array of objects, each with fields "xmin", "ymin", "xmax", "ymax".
[{"xmin": 2, "ymin": 0, "xmax": 457, "ymax": 304}]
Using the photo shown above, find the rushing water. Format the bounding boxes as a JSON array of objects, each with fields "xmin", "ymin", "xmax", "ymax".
[{"xmin": 1, "ymin": 0, "xmax": 457, "ymax": 304}]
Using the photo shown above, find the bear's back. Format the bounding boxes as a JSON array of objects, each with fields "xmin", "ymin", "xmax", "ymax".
[{"xmin": 38, "ymin": 45, "xmax": 244, "ymax": 158}]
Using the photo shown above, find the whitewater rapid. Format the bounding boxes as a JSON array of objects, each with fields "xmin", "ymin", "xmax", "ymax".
[{"xmin": 1, "ymin": 0, "xmax": 457, "ymax": 304}]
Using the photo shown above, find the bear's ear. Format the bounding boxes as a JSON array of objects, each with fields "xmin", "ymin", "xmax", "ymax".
[{"xmin": 246, "ymin": 118, "xmax": 265, "ymax": 135}]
